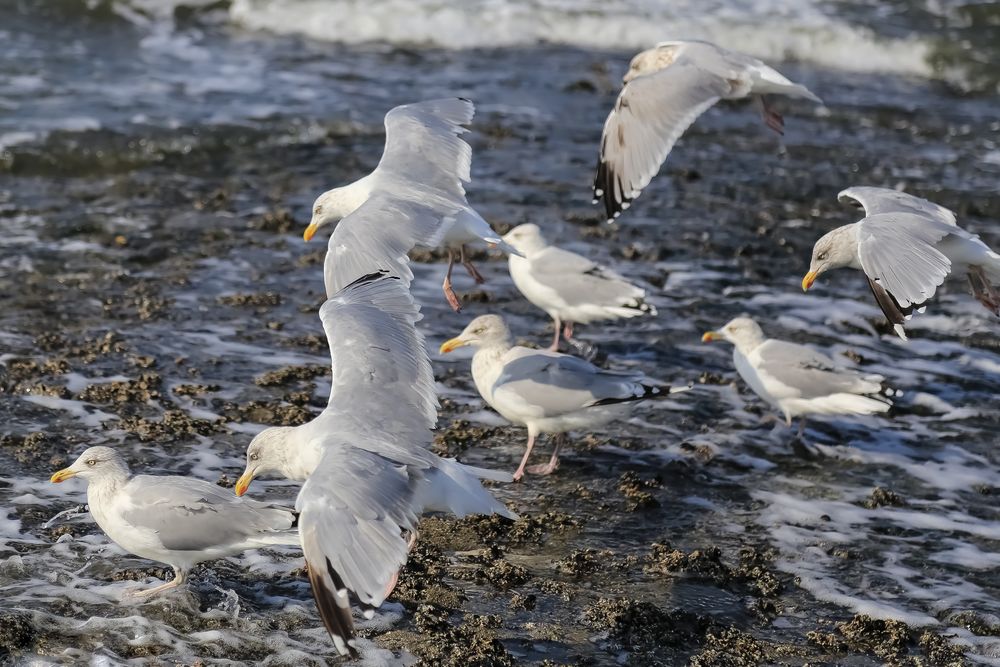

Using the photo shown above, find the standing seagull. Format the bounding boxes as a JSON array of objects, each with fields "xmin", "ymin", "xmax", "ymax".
[
  {"xmin": 302, "ymin": 98, "xmax": 517, "ymax": 311},
  {"xmin": 702, "ymin": 317, "xmax": 891, "ymax": 430},
  {"xmin": 50, "ymin": 446, "xmax": 298, "ymax": 598},
  {"xmin": 802, "ymin": 187, "xmax": 1000, "ymax": 339},
  {"xmin": 502, "ymin": 223, "xmax": 655, "ymax": 351},
  {"xmin": 439, "ymin": 314, "xmax": 688, "ymax": 480},
  {"xmin": 593, "ymin": 40, "xmax": 822, "ymax": 222},
  {"xmin": 234, "ymin": 273, "xmax": 516, "ymax": 657}
]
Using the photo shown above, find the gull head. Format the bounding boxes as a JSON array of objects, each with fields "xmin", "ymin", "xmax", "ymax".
[
  {"xmin": 235, "ymin": 426, "xmax": 296, "ymax": 496},
  {"xmin": 303, "ymin": 187, "xmax": 351, "ymax": 242},
  {"xmin": 501, "ymin": 224, "xmax": 548, "ymax": 256},
  {"xmin": 440, "ymin": 314, "xmax": 511, "ymax": 354},
  {"xmin": 804, "ymin": 224, "xmax": 859, "ymax": 291},
  {"xmin": 51, "ymin": 446, "xmax": 129, "ymax": 485},
  {"xmin": 702, "ymin": 316, "xmax": 765, "ymax": 353},
  {"xmin": 624, "ymin": 44, "xmax": 679, "ymax": 83}
]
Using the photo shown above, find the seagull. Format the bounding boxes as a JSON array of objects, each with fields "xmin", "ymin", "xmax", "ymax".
[
  {"xmin": 439, "ymin": 314, "xmax": 688, "ymax": 480},
  {"xmin": 301, "ymin": 98, "xmax": 518, "ymax": 311},
  {"xmin": 234, "ymin": 272, "xmax": 516, "ymax": 657},
  {"xmin": 501, "ymin": 223, "xmax": 655, "ymax": 351},
  {"xmin": 50, "ymin": 446, "xmax": 298, "ymax": 598},
  {"xmin": 702, "ymin": 316, "xmax": 891, "ymax": 430},
  {"xmin": 593, "ymin": 39, "xmax": 822, "ymax": 222},
  {"xmin": 802, "ymin": 186, "xmax": 1000, "ymax": 339}
]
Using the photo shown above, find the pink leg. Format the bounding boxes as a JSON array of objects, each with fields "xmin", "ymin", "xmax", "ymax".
[
  {"xmin": 549, "ymin": 316, "xmax": 562, "ymax": 351},
  {"xmin": 512, "ymin": 432, "xmax": 537, "ymax": 481},
  {"xmin": 443, "ymin": 249, "xmax": 462, "ymax": 312},
  {"xmin": 755, "ymin": 95, "xmax": 784, "ymax": 136},
  {"xmin": 460, "ymin": 245, "xmax": 486, "ymax": 284},
  {"xmin": 526, "ymin": 437, "xmax": 562, "ymax": 476},
  {"xmin": 562, "ymin": 321, "xmax": 575, "ymax": 341},
  {"xmin": 124, "ymin": 569, "xmax": 187, "ymax": 599},
  {"xmin": 382, "ymin": 530, "xmax": 420, "ymax": 600}
]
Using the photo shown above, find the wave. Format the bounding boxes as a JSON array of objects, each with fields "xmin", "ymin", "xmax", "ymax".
[{"xmin": 227, "ymin": 0, "xmax": 934, "ymax": 78}]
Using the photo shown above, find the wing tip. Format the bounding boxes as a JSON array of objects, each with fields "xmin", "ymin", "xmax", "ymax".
[{"xmin": 307, "ymin": 557, "xmax": 359, "ymax": 658}]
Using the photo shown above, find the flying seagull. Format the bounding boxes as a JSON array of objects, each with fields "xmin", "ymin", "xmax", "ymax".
[
  {"xmin": 593, "ymin": 39, "xmax": 822, "ymax": 222},
  {"xmin": 802, "ymin": 186, "xmax": 1000, "ymax": 339},
  {"xmin": 235, "ymin": 272, "xmax": 516, "ymax": 656},
  {"xmin": 302, "ymin": 98, "xmax": 518, "ymax": 311}
]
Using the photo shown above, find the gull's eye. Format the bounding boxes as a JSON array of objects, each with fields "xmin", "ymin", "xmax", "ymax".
[
  {"xmin": 250, "ymin": 453, "xmax": 259, "ymax": 462},
  {"xmin": 314, "ymin": 206, "xmax": 322, "ymax": 215},
  {"xmin": 472, "ymin": 327, "xmax": 485, "ymax": 335},
  {"xmin": 86, "ymin": 459, "xmax": 97, "ymax": 466},
  {"xmin": 817, "ymin": 251, "xmax": 828, "ymax": 261}
]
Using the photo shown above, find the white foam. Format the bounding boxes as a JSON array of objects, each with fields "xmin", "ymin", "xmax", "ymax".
[{"xmin": 229, "ymin": 0, "xmax": 933, "ymax": 78}]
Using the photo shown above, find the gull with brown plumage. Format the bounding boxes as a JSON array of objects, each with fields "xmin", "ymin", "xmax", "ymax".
[{"xmin": 593, "ymin": 39, "xmax": 822, "ymax": 223}]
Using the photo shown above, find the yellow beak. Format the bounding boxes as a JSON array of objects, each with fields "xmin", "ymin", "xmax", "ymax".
[
  {"xmin": 701, "ymin": 331, "xmax": 722, "ymax": 343},
  {"xmin": 802, "ymin": 271, "xmax": 818, "ymax": 291},
  {"xmin": 50, "ymin": 468, "xmax": 76, "ymax": 483},
  {"xmin": 234, "ymin": 471, "xmax": 253, "ymax": 497},
  {"xmin": 303, "ymin": 222, "xmax": 319, "ymax": 242},
  {"xmin": 439, "ymin": 337, "xmax": 467, "ymax": 354}
]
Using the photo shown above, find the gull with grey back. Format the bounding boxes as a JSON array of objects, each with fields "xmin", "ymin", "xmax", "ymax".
[
  {"xmin": 702, "ymin": 317, "xmax": 891, "ymax": 429},
  {"xmin": 50, "ymin": 446, "xmax": 298, "ymax": 598},
  {"xmin": 235, "ymin": 273, "xmax": 516, "ymax": 657},
  {"xmin": 440, "ymin": 314, "xmax": 689, "ymax": 480},
  {"xmin": 802, "ymin": 187, "xmax": 1000, "ymax": 339},
  {"xmin": 593, "ymin": 39, "xmax": 822, "ymax": 222},
  {"xmin": 502, "ymin": 223, "xmax": 655, "ymax": 351},
  {"xmin": 302, "ymin": 98, "xmax": 519, "ymax": 311}
]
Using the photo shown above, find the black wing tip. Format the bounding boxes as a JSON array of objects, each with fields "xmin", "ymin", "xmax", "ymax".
[
  {"xmin": 344, "ymin": 270, "xmax": 397, "ymax": 290},
  {"xmin": 593, "ymin": 158, "xmax": 630, "ymax": 223},
  {"xmin": 866, "ymin": 277, "xmax": 918, "ymax": 326},
  {"xmin": 308, "ymin": 557, "xmax": 359, "ymax": 658},
  {"xmin": 590, "ymin": 383, "xmax": 669, "ymax": 407}
]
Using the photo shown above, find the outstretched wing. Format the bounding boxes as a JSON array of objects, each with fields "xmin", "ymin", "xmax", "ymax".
[
  {"xmin": 839, "ymin": 187, "xmax": 957, "ymax": 227},
  {"xmin": 594, "ymin": 59, "xmax": 730, "ymax": 222},
  {"xmin": 324, "ymin": 193, "xmax": 452, "ymax": 297},
  {"xmin": 304, "ymin": 272, "xmax": 443, "ymax": 655},
  {"xmin": 374, "ymin": 98, "xmax": 474, "ymax": 203},
  {"xmin": 319, "ymin": 271, "xmax": 438, "ymax": 444},
  {"xmin": 296, "ymin": 443, "xmax": 425, "ymax": 657},
  {"xmin": 856, "ymin": 212, "xmax": 956, "ymax": 313}
]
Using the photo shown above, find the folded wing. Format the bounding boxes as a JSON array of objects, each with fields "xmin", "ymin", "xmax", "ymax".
[
  {"xmin": 754, "ymin": 340, "xmax": 885, "ymax": 400},
  {"xmin": 121, "ymin": 476, "xmax": 297, "ymax": 551},
  {"xmin": 492, "ymin": 350, "xmax": 650, "ymax": 418}
]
